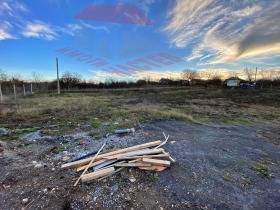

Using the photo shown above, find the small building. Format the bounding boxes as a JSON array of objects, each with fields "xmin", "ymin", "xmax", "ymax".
[{"xmin": 224, "ymin": 77, "xmax": 242, "ymax": 87}]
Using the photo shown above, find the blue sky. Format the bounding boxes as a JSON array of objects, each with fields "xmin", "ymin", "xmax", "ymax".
[{"xmin": 1, "ymin": 0, "xmax": 280, "ymax": 81}]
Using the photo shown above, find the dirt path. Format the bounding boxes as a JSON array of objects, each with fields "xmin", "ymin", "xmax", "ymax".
[{"xmin": 0, "ymin": 120, "xmax": 280, "ymax": 209}]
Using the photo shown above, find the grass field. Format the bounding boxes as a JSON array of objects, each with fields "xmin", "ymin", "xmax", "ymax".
[{"xmin": 1, "ymin": 86, "xmax": 279, "ymax": 138}]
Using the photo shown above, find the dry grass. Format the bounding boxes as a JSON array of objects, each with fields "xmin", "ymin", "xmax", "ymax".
[{"xmin": 0, "ymin": 87, "xmax": 279, "ymax": 135}]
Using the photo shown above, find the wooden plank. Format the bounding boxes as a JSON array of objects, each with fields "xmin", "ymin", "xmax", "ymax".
[
  {"xmin": 142, "ymin": 158, "xmax": 171, "ymax": 167},
  {"xmin": 98, "ymin": 168, "xmax": 123, "ymax": 181},
  {"xmin": 118, "ymin": 153, "xmax": 169, "ymax": 160},
  {"xmin": 74, "ymin": 143, "xmax": 106, "ymax": 186},
  {"xmin": 76, "ymin": 159, "xmax": 108, "ymax": 172},
  {"xmin": 122, "ymin": 148, "xmax": 164, "ymax": 157},
  {"xmin": 103, "ymin": 154, "xmax": 124, "ymax": 160},
  {"xmin": 138, "ymin": 165, "xmax": 167, "ymax": 172},
  {"xmin": 114, "ymin": 163, "xmax": 152, "ymax": 167},
  {"xmin": 61, "ymin": 140, "xmax": 162, "ymax": 169},
  {"xmin": 81, "ymin": 167, "xmax": 115, "ymax": 182},
  {"xmin": 128, "ymin": 158, "xmax": 142, "ymax": 163}
]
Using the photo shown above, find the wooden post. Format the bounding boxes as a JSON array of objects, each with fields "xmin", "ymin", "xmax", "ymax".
[
  {"xmin": 23, "ymin": 83, "xmax": 26, "ymax": 96},
  {"xmin": 56, "ymin": 57, "xmax": 60, "ymax": 94},
  {"xmin": 13, "ymin": 84, "xmax": 17, "ymax": 100},
  {"xmin": 31, "ymin": 83, "xmax": 33, "ymax": 94},
  {"xmin": 0, "ymin": 83, "xmax": 2, "ymax": 101}
]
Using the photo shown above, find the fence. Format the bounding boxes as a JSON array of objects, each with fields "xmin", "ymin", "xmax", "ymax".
[{"xmin": 0, "ymin": 83, "xmax": 50, "ymax": 101}]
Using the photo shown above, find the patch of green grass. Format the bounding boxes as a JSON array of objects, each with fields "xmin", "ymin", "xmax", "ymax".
[
  {"xmin": 253, "ymin": 164, "xmax": 270, "ymax": 178},
  {"xmin": 222, "ymin": 174, "xmax": 234, "ymax": 183},
  {"xmin": 88, "ymin": 131, "xmax": 97, "ymax": 137},
  {"xmin": 16, "ymin": 127, "xmax": 39, "ymax": 135},
  {"xmin": 89, "ymin": 118, "xmax": 103, "ymax": 128},
  {"xmin": 54, "ymin": 145, "xmax": 72, "ymax": 154},
  {"xmin": 149, "ymin": 172, "xmax": 159, "ymax": 182}
]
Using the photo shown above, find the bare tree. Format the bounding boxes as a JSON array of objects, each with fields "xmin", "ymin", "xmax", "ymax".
[
  {"xmin": 243, "ymin": 67, "xmax": 255, "ymax": 81},
  {"xmin": 181, "ymin": 69, "xmax": 198, "ymax": 82},
  {"xmin": 200, "ymin": 69, "xmax": 222, "ymax": 80},
  {"xmin": 61, "ymin": 71, "xmax": 82, "ymax": 90}
]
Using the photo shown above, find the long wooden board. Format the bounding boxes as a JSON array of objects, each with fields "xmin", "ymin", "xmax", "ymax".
[
  {"xmin": 118, "ymin": 153, "xmax": 169, "ymax": 160},
  {"xmin": 114, "ymin": 163, "xmax": 152, "ymax": 167},
  {"xmin": 121, "ymin": 148, "xmax": 164, "ymax": 157},
  {"xmin": 81, "ymin": 167, "xmax": 115, "ymax": 182},
  {"xmin": 61, "ymin": 140, "xmax": 162, "ymax": 169},
  {"xmin": 142, "ymin": 158, "xmax": 171, "ymax": 167}
]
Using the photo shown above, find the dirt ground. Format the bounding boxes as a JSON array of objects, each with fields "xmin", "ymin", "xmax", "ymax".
[{"xmin": 0, "ymin": 119, "xmax": 280, "ymax": 209}]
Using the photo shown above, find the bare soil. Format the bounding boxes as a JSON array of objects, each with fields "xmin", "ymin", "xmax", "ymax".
[{"xmin": 1, "ymin": 119, "xmax": 280, "ymax": 209}]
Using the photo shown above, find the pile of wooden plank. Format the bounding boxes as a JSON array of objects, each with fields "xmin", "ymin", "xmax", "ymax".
[{"xmin": 61, "ymin": 139, "xmax": 175, "ymax": 185}]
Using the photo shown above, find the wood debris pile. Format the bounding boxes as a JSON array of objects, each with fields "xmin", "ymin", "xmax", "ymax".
[{"xmin": 61, "ymin": 134, "xmax": 175, "ymax": 185}]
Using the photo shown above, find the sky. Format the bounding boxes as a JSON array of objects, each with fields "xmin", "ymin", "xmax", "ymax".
[{"xmin": 1, "ymin": 0, "xmax": 280, "ymax": 82}]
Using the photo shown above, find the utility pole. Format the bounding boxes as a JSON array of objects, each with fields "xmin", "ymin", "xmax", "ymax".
[
  {"xmin": 56, "ymin": 57, "xmax": 60, "ymax": 94},
  {"xmin": 0, "ymin": 83, "xmax": 2, "ymax": 101}
]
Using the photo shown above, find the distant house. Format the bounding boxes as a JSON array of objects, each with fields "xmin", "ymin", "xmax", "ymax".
[{"xmin": 224, "ymin": 77, "xmax": 242, "ymax": 87}]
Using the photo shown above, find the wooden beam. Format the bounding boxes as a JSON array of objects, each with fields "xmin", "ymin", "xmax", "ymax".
[
  {"xmin": 142, "ymin": 158, "xmax": 171, "ymax": 167},
  {"xmin": 61, "ymin": 140, "xmax": 162, "ymax": 169},
  {"xmin": 122, "ymin": 148, "xmax": 164, "ymax": 157},
  {"xmin": 114, "ymin": 163, "xmax": 152, "ymax": 167},
  {"xmin": 81, "ymin": 167, "xmax": 115, "ymax": 182},
  {"xmin": 103, "ymin": 153, "xmax": 124, "ymax": 160},
  {"xmin": 138, "ymin": 165, "xmax": 167, "ymax": 172}
]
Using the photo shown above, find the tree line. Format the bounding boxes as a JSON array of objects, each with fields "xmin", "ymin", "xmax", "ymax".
[{"xmin": 0, "ymin": 67, "xmax": 280, "ymax": 97}]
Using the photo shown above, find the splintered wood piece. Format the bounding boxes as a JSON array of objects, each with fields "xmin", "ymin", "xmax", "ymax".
[
  {"xmin": 81, "ymin": 167, "xmax": 115, "ymax": 182},
  {"xmin": 76, "ymin": 159, "xmax": 108, "ymax": 172},
  {"xmin": 142, "ymin": 158, "xmax": 171, "ymax": 167},
  {"xmin": 114, "ymin": 163, "xmax": 152, "ymax": 167},
  {"xmin": 61, "ymin": 140, "xmax": 162, "ymax": 169},
  {"xmin": 138, "ymin": 165, "xmax": 167, "ymax": 172},
  {"xmin": 155, "ymin": 132, "xmax": 169, "ymax": 149},
  {"xmin": 163, "ymin": 151, "xmax": 176, "ymax": 163},
  {"xmin": 74, "ymin": 143, "xmax": 106, "ymax": 186}
]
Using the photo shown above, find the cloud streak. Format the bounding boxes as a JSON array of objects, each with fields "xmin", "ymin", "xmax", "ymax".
[
  {"xmin": 0, "ymin": 0, "xmax": 82, "ymax": 41},
  {"xmin": 164, "ymin": 0, "xmax": 280, "ymax": 65}
]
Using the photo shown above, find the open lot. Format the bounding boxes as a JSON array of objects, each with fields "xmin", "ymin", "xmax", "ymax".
[{"xmin": 0, "ymin": 87, "xmax": 280, "ymax": 209}]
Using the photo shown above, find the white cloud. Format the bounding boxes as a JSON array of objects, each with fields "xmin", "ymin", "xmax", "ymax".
[
  {"xmin": 163, "ymin": 0, "xmax": 280, "ymax": 65},
  {"xmin": 0, "ymin": 0, "xmax": 82, "ymax": 41},
  {"xmin": 0, "ymin": 28, "xmax": 14, "ymax": 40},
  {"xmin": 80, "ymin": 21, "xmax": 109, "ymax": 33},
  {"xmin": 0, "ymin": 20, "xmax": 16, "ymax": 40},
  {"xmin": 232, "ymin": 5, "xmax": 261, "ymax": 17},
  {"xmin": 22, "ymin": 21, "xmax": 57, "ymax": 40}
]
